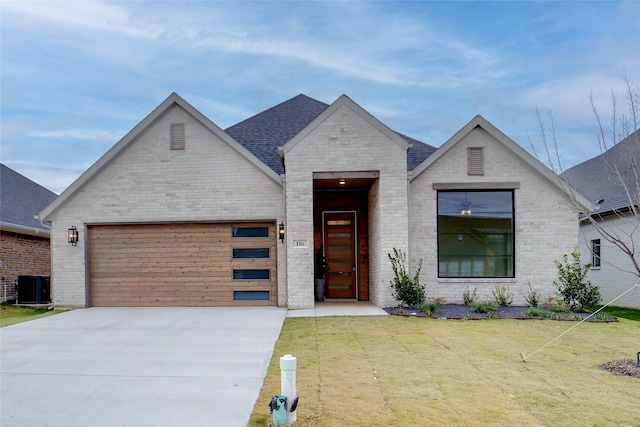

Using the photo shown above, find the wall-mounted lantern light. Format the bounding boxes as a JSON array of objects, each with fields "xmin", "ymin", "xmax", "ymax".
[
  {"xmin": 279, "ymin": 222, "xmax": 285, "ymax": 242},
  {"xmin": 68, "ymin": 226, "xmax": 79, "ymax": 246}
]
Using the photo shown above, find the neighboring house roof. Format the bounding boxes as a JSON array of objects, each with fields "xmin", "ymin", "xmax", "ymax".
[
  {"xmin": 561, "ymin": 129, "xmax": 640, "ymax": 215},
  {"xmin": 410, "ymin": 115, "xmax": 594, "ymax": 210},
  {"xmin": 226, "ymin": 93, "xmax": 437, "ymax": 173},
  {"xmin": 0, "ymin": 164, "xmax": 57, "ymax": 237}
]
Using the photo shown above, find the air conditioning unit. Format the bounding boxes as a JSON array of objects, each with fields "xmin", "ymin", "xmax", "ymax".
[{"xmin": 17, "ymin": 275, "xmax": 51, "ymax": 304}]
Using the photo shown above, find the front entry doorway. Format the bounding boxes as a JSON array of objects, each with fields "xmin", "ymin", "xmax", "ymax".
[{"xmin": 323, "ymin": 212, "xmax": 357, "ymax": 299}]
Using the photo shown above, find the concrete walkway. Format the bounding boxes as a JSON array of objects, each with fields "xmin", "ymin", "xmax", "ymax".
[
  {"xmin": 1, "ymin": 307, "xmax": 287, "ymax": 427},
  {"xmin": 286, "ymin": 301, "xmax": 389, "ymax": 317}
]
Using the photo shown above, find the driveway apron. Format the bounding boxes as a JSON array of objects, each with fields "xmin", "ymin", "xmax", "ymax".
[{"xmin": 1, "ymin": 307, "xmax": 287, "ymax": 427}]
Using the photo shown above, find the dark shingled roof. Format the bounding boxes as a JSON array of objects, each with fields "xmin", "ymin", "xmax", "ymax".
[
  {"xmin": 561, "ymin": 130, "xmax": 640, "ymax": 214},
  {"xmin": 1, "ymin": 164, "xmax": 58, "ymax": 232},
  {"xmin": 225, "ymin": 94, "xmax": 437, "ymax": 174}
]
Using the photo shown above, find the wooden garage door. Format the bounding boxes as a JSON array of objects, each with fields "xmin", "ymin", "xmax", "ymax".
[{"xmin": 88, "ymin": 223, "xmax": 277, "ymax": 307}]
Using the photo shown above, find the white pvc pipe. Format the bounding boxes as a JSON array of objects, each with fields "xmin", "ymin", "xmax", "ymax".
[{"xmin": 280, "ymin": 354, "xmax": 297, "ymax": 424}]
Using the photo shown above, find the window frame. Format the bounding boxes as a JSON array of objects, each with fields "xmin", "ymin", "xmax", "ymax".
[
  {"xmin": 591, "ymin": 239, "xmax": 601, "ymax": 268},
  {"xmin": 436, "ymin": 189, "xmax": 515, "ymax": 278}
]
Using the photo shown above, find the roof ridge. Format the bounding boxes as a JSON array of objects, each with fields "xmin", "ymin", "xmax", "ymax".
[{"xmin": 225, "ymin": 94, "xmax": 329, "ymax": 132}]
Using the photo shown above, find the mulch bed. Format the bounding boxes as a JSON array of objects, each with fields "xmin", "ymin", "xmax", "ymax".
[
  {"xmin": 600, "ymin": 359, "xmax": 640, "ymax": 378},
  {"xmin": 383, "ymin": 304, "xmax": 618, "ymax": 322}
]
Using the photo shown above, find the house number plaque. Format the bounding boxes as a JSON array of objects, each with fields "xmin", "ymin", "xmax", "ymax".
[{"xmin": 293, "ymin": 239, "xmax": 308, "ymax": 248}]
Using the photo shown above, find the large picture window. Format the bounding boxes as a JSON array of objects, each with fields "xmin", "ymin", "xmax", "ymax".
[{"xmin": 437, "ymin": 190, "xmax": 514, "ymax": 277}]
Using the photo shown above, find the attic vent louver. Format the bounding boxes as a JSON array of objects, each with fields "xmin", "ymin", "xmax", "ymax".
[
  {"xmin": 468, "ymin": 147, "xmax": 484, "ymax": 175},
  {"xmin": 170, "ymin": 123, "xmax": 185, "ymax": 150}
]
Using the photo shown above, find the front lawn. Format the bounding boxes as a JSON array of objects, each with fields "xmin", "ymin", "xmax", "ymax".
[
  {"xmin": 249, "ymin": 316, "xmax": 639, "ymax": 426},
  {"xmin": 0, "ymin": 303, "xmax": 65, "ymax": 327},
  {"xmin": 596, "ymin": 305, "xmax": 640, "ymax": 321}
]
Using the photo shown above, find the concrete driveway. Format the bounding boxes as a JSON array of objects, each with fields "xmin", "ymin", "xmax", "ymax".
[{"xmin": 1, "ymin": 307, "xmax": 287, "ymax": 427}]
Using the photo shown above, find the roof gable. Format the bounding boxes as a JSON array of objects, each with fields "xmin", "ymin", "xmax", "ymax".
[
  {"xmin": 40, "ymin": 93, "xmax": 282, "ymax": 221},
  {"xmin": 410, "ymin": 115, "xmax": 593, "ymax": 209},
  {"xmin": 280, "ymin": 94, "xmax": 411, "ymax": 155},
  {"xmin": 1, "ymin": 164, "xmax": 57, "ymax": 236},
  {"xmin": 561, "ymin": 129, "xmax": 639, "ymax": 214}
]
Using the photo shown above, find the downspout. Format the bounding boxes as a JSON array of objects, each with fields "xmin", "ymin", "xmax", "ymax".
[
  {"xmin": 407, "ymin": 171, "xmax": 413, "ymax": 272},
  {"xmin": 280, "ymin": 173, "xmax": 288, "ymax": 307}
]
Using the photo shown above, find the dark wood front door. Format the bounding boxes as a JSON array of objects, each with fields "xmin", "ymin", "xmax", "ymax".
[{"xmin": 324, "ymin": 212, "xmax": 356, "ymax": 298}]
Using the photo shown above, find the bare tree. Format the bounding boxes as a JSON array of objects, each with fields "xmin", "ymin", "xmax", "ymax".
[{"xmin": 536, "ymin": 77, "xmax": 640, "ymax": 280}]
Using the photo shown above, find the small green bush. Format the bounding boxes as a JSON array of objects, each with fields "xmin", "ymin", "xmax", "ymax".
[
  {"xmin": 471, "ymin": 301, "xmax": 497, "ymax": 315},
  {"xmin": 492, "ymin": 284, "xmax": 513, "ymax": 306},
  {"xmin": 554, "ymin": 250, "xmax": 602, "ymax": 311},
  {"xmin": 463, "ymin": 287, "xmax": 479, "ymax": 306},
  {"xmin": 388, "ymin": 248, "xmax": 425, "ymax": 308},
  {"xmin": 542, "ymin": 296, "xmax": 570, "ymax": 313},
  {"xmin": 419, "ymin": 298, "xmax": 445, "ymax": 317},
  {"xmin": 523, "ymin": 307, "xmax": 554, "ymax": 318},
  {"xmin": 524, "ymin": 282, "xmax": 541, "ymax": 307}
]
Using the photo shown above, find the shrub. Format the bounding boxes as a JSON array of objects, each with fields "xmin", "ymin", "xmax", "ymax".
[
  {"xmin": 463, "ymin": 287, "xmax": 479, "ymax": 306},
  {"xmin": 419, "ymin": 298, "xmax": 445, "ymax": 317},
  {"xmin": 493, "ymin": 284, "xmax": 513, "ymax": 306},
  {"xmin": 471, "ymin": 301, "xmax": 497, "ymax": 315},
  {"xmin": 523, "ymin": 307, "xmax": 554, "ymax": 318},
  {"xmin": 388, "ymin": 248, "xmax": 425, "ymax": 308},
  {"xmin": 554, "ymin": 250, "xmax": 602, "ymax": 311},
  {"xmin": 524, "ymin": 282, "xmax": 541, "ymax": 307},
  {"xmin": 542, "ymin": 296, "xmax": 570, "ymax": 313}
]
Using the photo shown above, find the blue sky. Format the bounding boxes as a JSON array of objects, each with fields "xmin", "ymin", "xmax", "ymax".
[{"xmin": 2, "ymin": 0, "xmax": 639, "ymax": 194}]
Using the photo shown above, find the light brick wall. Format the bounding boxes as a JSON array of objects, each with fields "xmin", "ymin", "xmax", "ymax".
[
  {"xmin": 410, "ymin": 127, "xmax": 580, "ymax": 304},
  {"xmin": 284, "ymin": 104, "xmax": 408, "ymax": 309},
  {"xmin": 578, "ymin": 215, "xmax": 640, "ymax": 308},
  {"xmin": 48, "ymin": 105, "xmax": 285, "ymax": 308}
]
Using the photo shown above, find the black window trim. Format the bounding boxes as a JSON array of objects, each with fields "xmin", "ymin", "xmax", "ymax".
[{"xmin": 436, "ymin": 189, "xmax": 516, "ymax": 279}]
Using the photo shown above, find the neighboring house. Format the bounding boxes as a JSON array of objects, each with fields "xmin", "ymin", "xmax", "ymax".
[
  {"xmin": 561, "ymin": 130, "xmax": 640, "ymax": 308},
  {"xmin": 39, "ymin": 93, "xmax": 588, "ymax": 309},
  {"xmin": 0, "ymin": 164, "xmax": 58, "ymax": 302}
]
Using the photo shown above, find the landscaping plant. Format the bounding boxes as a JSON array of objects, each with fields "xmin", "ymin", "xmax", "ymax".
[
  {"xmin": 471, "ymin": 301, "xmax": 497, "ymax": 316},
  {"xmin": 462, "ymin": 287, "xmax": 479, "ymax": 306},
  {"xmin": 524, "ymin": 282, "xmax": 541, "ymax": 307},
  {"xmin": 388, "ymin": 248, "xmax": 425, "ymax": 308},
  {"xmin": 554, "ymin": 250, "xmax": 601, "ymax": 311},
  {"xmin": 492, "ymin": 284, "xmax": 513, "ymax": 306},
  {"xmin": 419, "ymin": 298, "xmax": 445, "ymax": 317}
]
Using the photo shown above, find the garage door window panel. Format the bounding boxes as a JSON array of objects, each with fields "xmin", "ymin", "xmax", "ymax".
[
  {"xmin": 233, "ymin": 248, "xmax": 270, "ymax": 258},
  {"xmin": 233, "ymin": 291, "xmax": 270, "ymax": 301},
  {"xmin": 232, "ymin": 227, "xmax": 269, "ymax": 237},
  {"xmin": 233, "ymin": 269, "xmax": 270, "ymax": 280}
]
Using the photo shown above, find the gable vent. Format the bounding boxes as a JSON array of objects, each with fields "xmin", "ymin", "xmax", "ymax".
[
  {"xmin": 468, "ymin": 147, "xmax": 484, "ymax": 175},
  {"xmin": 467, "ymin": 147, "xmax": 484, "ymax": 175},
  {"xmin": 170, "ymin": 123, "xmax": 185, "ymax": 150}
]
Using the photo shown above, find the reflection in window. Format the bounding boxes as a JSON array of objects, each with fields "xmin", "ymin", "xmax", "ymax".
[{"xmin": 437, "ymin": 191, "xmax": 514, "ymax": 277}]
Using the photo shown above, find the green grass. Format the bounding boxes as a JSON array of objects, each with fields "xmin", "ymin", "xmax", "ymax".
[
  {"xmin": 249, "ymin": 315, "xmax": 640, "ymax": 426},
  {"xmin": 0, "ymin": 303, "xmax": 65, "ymax": 327},
  {"xmin": 595, "ymin": 305, "xmax": 640, "ymax": 321}
]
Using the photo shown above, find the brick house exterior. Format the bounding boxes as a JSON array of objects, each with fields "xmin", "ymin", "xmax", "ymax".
[
  {"xmin": 39, "ymin": 93, "xmax": 589, "ymax": 309},
  {"xmin": 1, "ymin": 164, "xmax": 57, "ymax": 302}
]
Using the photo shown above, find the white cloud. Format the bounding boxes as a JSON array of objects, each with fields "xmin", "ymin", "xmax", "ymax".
[
  {"xmin": 27, "ymin": 129, "xmax": 121, "ymax": 141},
  {"xmin": 2, "ymin": 0, "xmax": 162, "ymax": 39}
]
